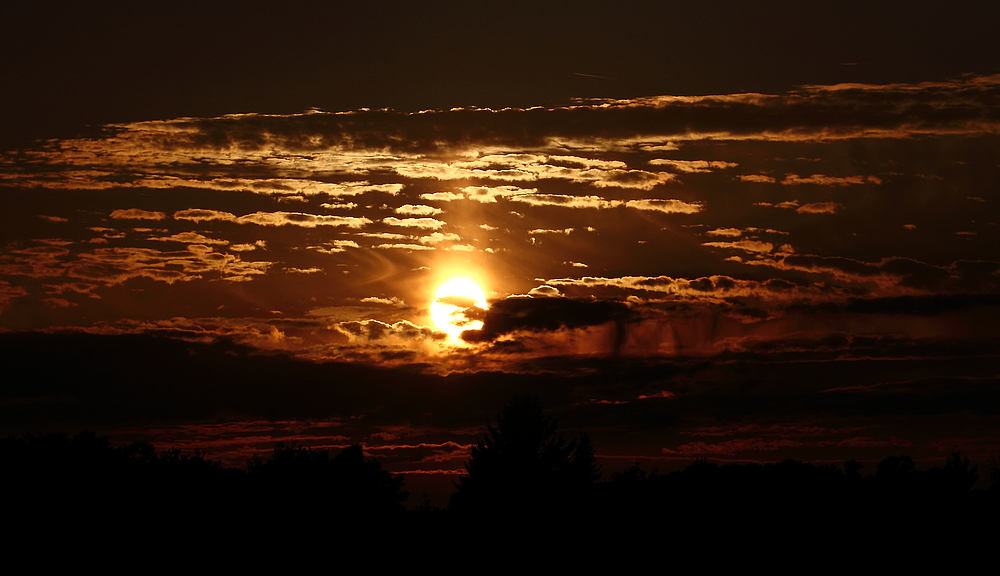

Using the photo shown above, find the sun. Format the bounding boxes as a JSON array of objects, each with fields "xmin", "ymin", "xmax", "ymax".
[{"xmin": 430, "ymin": 276, "xmax": 488, "ymax": 342}]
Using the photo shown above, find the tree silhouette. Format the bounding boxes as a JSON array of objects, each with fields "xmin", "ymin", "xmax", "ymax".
[
  {"xmin": 450, "ymin": 395, "xmax": 599, "ymax": 518},
  {"xmin": 925, "ymin": 452, "xmax": 979, "ymax": 494},
  {"xmin": 942, "ymin": 452, "xmax": 978, "ymax": 492},
  {"xmin": 988, "ymin": 454, "xmax": 1000, "ymax": 492},
  {"xmin": 248, "ymin": 443, "xmax": 408, "ymax": 519}
]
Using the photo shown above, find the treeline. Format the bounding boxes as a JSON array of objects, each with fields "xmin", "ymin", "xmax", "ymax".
[
  {"xmin": 445, "ymin": 397, "xmax": 1000, "ymax": 549},
  {"xmin": 3, "ymin": 431, "xmax": 412, "ymax": 546},
  {"xmin": 4, "ymin": 417, "xmax": 997, "ymax": 547}
]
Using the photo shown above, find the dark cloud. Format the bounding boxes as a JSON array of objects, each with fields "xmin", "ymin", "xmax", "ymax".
[
  {"xmin": 786, "ymin": 293, "xmax": 1000, "ymax": 317},
  {"xmin": 879, "ymin": 258, "xmax": 951, "ymax": 290},
  {"xmin": 2, "ymin": 329, "xmax": 997, "ymax": 472},
  {"xmin": 462, "ymin": 296, "xmax": 633, "ymax": 342},
  {"xmin": 842, "ymin": 293, "xmax": 1000, "ymax": 316},
  {"xmin": 781, "ymin": 255, "xmax": 880, "ymax": 277},
  {"xmin": 949, "ymin": 260, "xmax": 1000, "ymax": 292}
]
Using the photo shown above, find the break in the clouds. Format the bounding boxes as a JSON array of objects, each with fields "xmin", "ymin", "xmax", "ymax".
[{"xmin": 2, "ymin": 75, "xmax": 998, "ymax": 474}]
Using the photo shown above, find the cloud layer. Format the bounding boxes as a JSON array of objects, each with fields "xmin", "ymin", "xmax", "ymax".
[{"xmin": 1, "ymin": 76, "xmax": 997, "ymax": 476}]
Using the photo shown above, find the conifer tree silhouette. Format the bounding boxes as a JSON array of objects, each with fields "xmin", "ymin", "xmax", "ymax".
[{"xmin": 450, "ymin": 395, "xmax": 598, "ymax": 517}]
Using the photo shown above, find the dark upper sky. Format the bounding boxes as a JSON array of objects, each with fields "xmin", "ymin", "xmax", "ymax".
[
  {"xmin": 4, "ymin": 1, "xmax": 999, "ymax": 147},
  {"xmin": 2, "ymin": 2, "xmax": 998, "ymax": 490}
]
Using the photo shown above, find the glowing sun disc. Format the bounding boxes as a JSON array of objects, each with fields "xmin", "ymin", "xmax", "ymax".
[{"xmin": 431, "ymin": 277, "xmax": 487, "ymax": 340}]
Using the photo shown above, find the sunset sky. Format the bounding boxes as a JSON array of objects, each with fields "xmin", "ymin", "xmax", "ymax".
[{"xmin": 2, "ymin": 2, "xmax": 998, "ymax": 498}]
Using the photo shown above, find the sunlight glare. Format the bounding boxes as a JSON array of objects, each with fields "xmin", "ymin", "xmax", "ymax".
[{"xmin": 431, "ymin": 276, "xmax": 488, "ymax": 342}]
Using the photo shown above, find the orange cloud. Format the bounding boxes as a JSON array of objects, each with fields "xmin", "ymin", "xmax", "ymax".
[
  {"xmin": 648, "ymin": 159, "xmax": 738, "ymax": 173},
  {"xmin": 382, "ymin": 217, "xmax": 446, "ymax": 230},
  {"xmin": 0, "ymin": 280, "xmax": 29, "ymax": 312},
  {"xmin": 335, "ymin": 319, "xmax": 444, "ymax": 342},
  {"xmin": 307, "ymin": 240, "xmax": 360, "ymax": 253},
  {"xmin": 623, "ymin": 199, "xmax": 702, "ymax": 214},
  {"xmin": 238, "ymin": 212, "xmax": 371, "ymax": 228},
  {"xmin": 148, "ymin": 232, "xmax": 229, "ymax": 245},
  {"xmin": 174, "ymin": 209, "xmax": 371, "ymax": 228},
  {"xmin": 418, "ymin": 232, "xmax": 462, "ymax": 244},
  {"xmin": 395, "ymin": 204, "xmax": 444, "ymax": 216},
  {"xmin": 459, "ymin": 185, "xmax": 537, "ymax": 203},
  {"xmin": 755, "ymin": 200, "xmax": 842, "ymax": 214},
  {"xmin": 738, "ymin": 174, "xmax": 777, "ymax": 183},
  {"xmin": 529, "ymin": 228, "xmax": 573, "ymax": 235},
  {"xmin": 110, "ymin": 208, "xmax": 166, "ymax": 220},
  {"xmin": 796, "ymin": 202, "xmax": 842, "ymax": 214},
  {"xmin": 702, "ymin": 240, "xmax": 774, "ymax": 254},
  {"xmin": 782, "ymin": 174, "xmax": 881, "ymax": 186},
  {"xmin": 374, "ymin": 243, "xmax": 436, "ymax": 251},
  {"xmin": 63, "ymin": 245, "xmax": 272, "ymax": 285},
  {"xmin": 0, "ymin": 245, "xmax": 70, "ymax": 278},
  {"xmin": 173, "ymin": 209, "xmax": 236, "ymax": 222},
  {"xmin": 706, "ymin": 228, "xmax": 743, "ymax": 237}
]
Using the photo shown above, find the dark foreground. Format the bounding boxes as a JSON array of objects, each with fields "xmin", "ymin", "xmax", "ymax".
[{"xmin": 5, "ymin": 431, "xmax": 997, "ymax": 560}]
